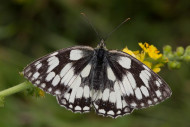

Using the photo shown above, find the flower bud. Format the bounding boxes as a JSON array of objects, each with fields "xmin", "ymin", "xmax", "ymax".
[
  {"xmin": 184, "ymin": 55, "xmax": 190, "ymax": 62},
  {"xmin": 176, "ymin": 47, "xmax": 184, "ymax": 56},
  {"xmin": 163, "ymin": 45, "xmax": 172, "ymax": 54},
  {"xmin": 185, "ymin": 45, "xmax": 190, "ymax": 55},
  {"xmin": 168, "ymin": 61, "xmax": 181, "ymax": 69}
]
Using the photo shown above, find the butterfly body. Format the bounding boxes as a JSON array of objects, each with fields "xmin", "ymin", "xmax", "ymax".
[{"xmin": 23, "ymin": 41, "xmax": 172, "ymax": 118}]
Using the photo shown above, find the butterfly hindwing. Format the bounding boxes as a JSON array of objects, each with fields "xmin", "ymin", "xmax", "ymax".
[
  {"xmin": 92, "ymin": 63, "xmax": 134, "ymax": 118},
  {"xmin": 57, "ymin": 63, "xmax": 94, "ymax": 112}
]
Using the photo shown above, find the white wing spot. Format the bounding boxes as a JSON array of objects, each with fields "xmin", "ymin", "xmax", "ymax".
[
  {"xmin": 61, "ymin": 99, "xmax": 67, "ymax": 105},
  {"xmin": 81, "ymin": 64, "xmax": 91, "ymax": 78},
  {"xmin": 140, "ymin": 70, "xmax": 150, "ymax": 88},
  {"xmin": 122, "ymin": 76, "xmax": 134, "ymax": 96},
  {"xmin": 35, "ymin": 80, "xmax": 40, "ymax": 85},
  {"xmin": 130, "ymin": 102, "xmax": 137, "ymax": 107},
  {"xmin": 75, "ymin": 106, "xmax": 81, "ymax": 110},
  {"xmin": 135, "ymin": 88, "xmax": 142, "ymax": 100},
  {"xmin": 114, "ymin": 82, "xmax": 122, "ymax": 109},
  {"xmin": 33, "ymin": 72, "xmax": 40, "ymax": 79},
  {"xmin": 140, "ymin": 103, "xmax": 145, "ymax": 106},
  {"xmin": 124, "ymin": 107, "xmax": 130, "ymax": 112},
  {"xmin": 48, "ymin": 88, "xmax": 52, "ymax": 92},
  {"xmin": 55, "ymin": 90, "xmax": 61, "ymax": 95},
  {"xmin": 50, "ymin": 52, "xmax": 58, "ymax": 56},
  {"xmin": 94, "ymin": 103, "xmax": 98, "ymax": 109},
  {"xmin": 148, "ymin": 100, "xmax": 152, "ymax": 105},
  {"xmin": 154, "ymin": 98, "xmax": 158, "ymax": 102},
  {"xmin": 155, "ymin": 90, "xmax": 161, "ymax": 97},
  {"xmin": 47, "ymin": 56, "xmax": 59, "ymax": 73},
  {"xmin": 118, "ymin": 56, "xmax": 131, "ymax": 69},
  {"xmin": 97, "ymin": 91, "xmax": 102, "ymax": 100},
  {"xmin": 140, "ymin": 86, "xmax": 149, "ymax": 97},
  {"xmin": 46, "ymin": 72, "xmax": 55, "ymax": 82},
  {"xmin": 122, "ymin": 100, "xmax": 128, "ymax": 107},
  {"xmin": 83, "ymin": 85, "xmax": 90, "ymax": 98},
  {"xmin": 52, "ymin": 75, "xmax": 61, "ymax": 86},
  {"xmin": 69, "ymin": 76, "xmax": 81, "ymax": 103},
  {"xmin": 27, "ymin": 72, "xmax": 32, "ymax": 77},
  {"xmin": 64, "ymin": 93, "xmax": 70, "ymax": 100},
  {"xmin": 102, "ymin": 88, "xmax": 110, "ymax": 101},
  {"xmin": 92, "ymin": 90, "xmax": 99, "ymax": 101},
  {"xmin": 67, "ymin": 75, "xmax": 77, "ymax": 86},
  {"xmin": 107, "ymin": 66, "xmax": 116, "ymax": 81},
  {"xmin": 60, "ymin": 63, "xmax": 72, "ymax": 77},
  {"xmin": 127, "ymin": 72, "xmax": 137, "ymax": 89},
  {"xmin": 76, "ymin": 87, "xmax": 83, "ymax": 98},
  {"xmin": 158, "ymin": 78, "xmax": 162, "ymax": 84},
  {"xmin": 107, "ymin": 110, "xmax": 114, "ymax": 115},
  {"xmin": 118, "ymin": 57, "xmax": 131, "ymax": 69},
  {"xmin": 117, "ymin": 111, "xmax": 121, "ymax": 114},
  {"xmin": 109, "ymin": 92, "xmax": 116, "ymax": 103},
  {"xmin": 69, "ymin": 104, "xmax": 73, "ymax": 108},
  {"xmin": 25, "ymin": 67, "xmax": 31, "ymax": 73},
  {"xmin": 70, "ymin": 50, "xmax": 83, "ymax": 60},
  {"xmin": 83, "ymin": 106, "xmax": 89, "ymax": 110},
  {"xmin": 34, "ymin": 61, "xmax": 40, "ymax": 66},
  {"xmin": 41, "ymin": 83, "xmax": 46, "ymax": 88},
  {"xmin": 99, "ymin": 109, "xmax": 106, "ymax": 114},
  {"xmin": 36, "ymin": 63, "xmax": 42, "ymax": 69},
  {"xmin": 61, "ymin": 68, "xmax": 74, "ymax": 86},
  {"xmin": 155, "ymin": 81, "xmax": 161, "ymax": 87},
  {"xmin": 47, "ymin": 56, "xmax": 55, "ymax": 62}
]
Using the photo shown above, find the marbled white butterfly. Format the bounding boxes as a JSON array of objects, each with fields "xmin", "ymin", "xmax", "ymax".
[{"xmin": 23, "ymin": 38, "xmax": 172, "ymax": 118}]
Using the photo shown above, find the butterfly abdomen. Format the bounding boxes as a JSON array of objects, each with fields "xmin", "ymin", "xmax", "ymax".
[{"xmin": 90, "ymin": 49, "xmax": 108, "ymax": 90}]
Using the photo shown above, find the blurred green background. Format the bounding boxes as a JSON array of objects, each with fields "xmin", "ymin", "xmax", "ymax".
[{"xmin": 0, "ymin": 0, "xmax": 190, "ymax": 127}]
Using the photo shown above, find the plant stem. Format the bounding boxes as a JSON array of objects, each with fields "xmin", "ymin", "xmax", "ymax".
[{"xmin": 0, "ymin": 81, "xmax": 32, "ymax": 98}]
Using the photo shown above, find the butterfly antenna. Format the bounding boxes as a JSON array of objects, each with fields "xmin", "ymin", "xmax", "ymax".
[
  {"xmin": 104, "ymin": 18, "xmax": 131, "ymax": 41},
  {"xmin": 81, "ymin": 13, "xmax": 103, "ymax": 41}
]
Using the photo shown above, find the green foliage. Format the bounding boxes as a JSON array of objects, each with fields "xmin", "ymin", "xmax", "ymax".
[
  {"xmin": 0, "ymin": 96, "xmax": 4, "ymax": 107},
  {"xmin": 26, "ymin": 85, "xmax": 45, "ymax": 98},
  {"xmin": 163, "ymin": 45, "xmax": 190, "ymax": 69}
]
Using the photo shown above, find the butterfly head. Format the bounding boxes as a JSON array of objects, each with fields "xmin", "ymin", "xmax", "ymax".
[{"xmin": 97, "ymin": 39, "xmax": 107, "ymax": 50}]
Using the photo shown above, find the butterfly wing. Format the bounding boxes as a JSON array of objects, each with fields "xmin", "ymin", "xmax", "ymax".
[
  {"xmin": 92, "ymin": 63, "xmax": 134, "ymax": 118},
  {"xmin": 92, "ymin": 50, "xmax": 171, "ymax": 118},
  {"xmin": 106, "ymin": 50, "xmax": 172, "ymax": 109},
  {"xmin": 23, "ymin": 46, "xmax": 94, "ymax": 112}
]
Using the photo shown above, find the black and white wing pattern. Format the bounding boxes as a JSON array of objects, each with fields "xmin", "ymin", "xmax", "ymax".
[
  {"xmin": 105, "ymin": 50, "xmax": 171, "ymax": 109},
  {"xmin": 91, "ymin": 50, "xmax": 171, "ymax": 118},
  {"xmin": 23, "ymin": 45, "xmax": 172, "ymax": 118},
  {"xmin": 23, "ymin": 46, "xmax": 94, "ymax": 112}
]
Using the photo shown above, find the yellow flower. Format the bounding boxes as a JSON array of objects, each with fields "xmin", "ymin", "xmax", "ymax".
[
  {"xmin": 122, "ymin": 47, "xmax": 136, "ymax": 57},
  {"xmin": 139, "ymin": 42, "xmax": 162, "ymax": 60},
  {"xmin": 153, "ymin": 68, "xmax": 161, "ymax": 73},
  {"xmin": 122, "ymin": 47, "xmax": 144, "ymax": 62},
  {"xmin": 39, "ymin": 90, "xmax": 45, "ymax": 97},
  {"xmin": 123, "ymin": 42, "xmax": 165, "ymax": 73}
]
